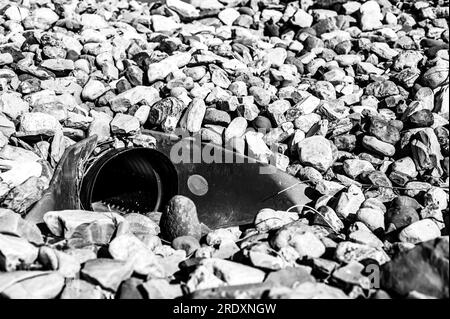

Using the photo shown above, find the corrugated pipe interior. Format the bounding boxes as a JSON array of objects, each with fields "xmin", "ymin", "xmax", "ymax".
[{"xmin": 80, "ymin": 147, "xmax": 178, "ymax": 214}]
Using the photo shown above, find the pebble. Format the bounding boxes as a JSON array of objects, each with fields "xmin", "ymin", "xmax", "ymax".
[
  {"xmin": 335, "ymin": 241, "xmax": 390, "ymax": 265},
  {"xmin": 0, "ymin": 234, "xmax": 38, "ymax": 271},
  {"xmin": 254, "ymin": 208, "xmax": 299, "ymax": 232},
  {"xmin": 110, "ymin": 114, "xmax": 140, "ymax": 135},
  {"xmin": 297, "ymin": 136, "xmax": 335, "ymax": 172},
  {"xmin": 362, "ymin": 136, "xmax": 396, "ymax": 157},
  {"xmin": 0, "ymin": 271, "xmax": 65, "ymax": 299},
  {"xmin": 335, "ymin": 184, "xmax": 365, "ymax": 220},
  {"xmin": 356, "ymin": 208, "xmax": 385, "ymax": 233},
  {"xmin": 18, "ymin": 112, "xmax": 62, "ymax": 137},
  {"xmin": 172, "ymin": 236, "xmax": 200, "ymax": 256},
  {"xmin": 61, "ymin": 279, "xmax": 104, "ymax": 299},
  {"xmin": 398, "ymin": 219, "xmax": 442, "ymax": 244}
]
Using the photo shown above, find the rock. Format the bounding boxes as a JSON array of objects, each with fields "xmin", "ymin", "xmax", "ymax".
[
  {"xmin": 362, "ymin": 136, "xmax": 396, "ymax": 157},
  {"xmin": 124, "ymin": 213, "xmax": 160, "ymax": 237},
  {"xmin": 370, "ymin": 42, "xmax": 399, "ymax": 60},
  {"xmin": 381, "ymin": 236, "xmax": 448, "ymax": 298},
  {"xmin": 80, "ymin": 13, "xmax": 109, "ymax": 29},
  {"xmin": 4, "ymin": 5, "xmax": 29, "ymax": 21},
  {"xmin": 409, "ymin": 110, "xmax": 434, "ymax": 128},
  {"xmin": 335, "ymin": 241, "xmax": 390, "ymax": 265},
  {"xmin": 43, "ymin": 210, "xmax": 124, "ymax": 239},
  {"xmin": 335, "ymin": 185, "xmax": 365, "ymax": 220},
  {"xmin": 297, "ymin": 136, "xmax": 335, "ymax": 172},
  {"xmin": 81, "ymin": 258, "xmax": 134, "ymax": 292},
  {"xmin": 266, "ymin": 48, "xmax": 288, "ymax": 68},
  {"xmin": 360, "ymin": 1, "xmax": 383, "ymax": 31},
  {"xmin": 160, "ymin": 195, "xmax": 202, "ymax": 241},
  {"xmin": 0, "ymin": 234, "xmax": 39, "ymax": 271},
  {"xmin": 365, "ymin": 80, "xmax": 399, "ymax": 98},
  {"xmin": 0, "ymin": 92, "xmax": 29, "ymax": 120},
  {"xmin": 268, "ymin": 282, "xmax": 349, "ymax": 299},
  {"xmin": 369, "ymin": 118, "xmax": 401, "ymax": 145},
  {"xmin": 356, "ymin": 208, "xmax": 385, "ymax": 232},
  {"xmin": 172, "ymin": 236, "xmax": 200, "ymax": 256},
  {"xmin": 180, "ymin": 98, "xmax": 206, "ymax": 133},
  {"xmin": 292, "ymin": 9, "xmax": 313, "ymax": 28},
  {"xmin": 41, "ymin": 59, "xmax": 74, "ymax": 74},
  {"xmin": 117, "ymin": 278, "xmax": 145, "ymax": 299},
  {"xmin": 224, "ymin": 117, "xmax": 247, "ymax": 142},
  {"xmin": 61, "ymin": 279, "xmax": 104, "ymax": 299},
  {"xmin": 249, "ymin": 87, "xmax": 271, "ymax": 107},
  {"xmin": 386, "ymin": 208, "xmax": 420, "ymax": 233},
  {"xmin": 166, "ymin": 0, "xmax": 199, "ymax": 19},
  {"xmin": 147, "ymin": 53, "xmax": 191, "ymax": 83},
  {"xmin": 148, "ymin": 97, "xmax": 186, "ymax": 132},
  {"xmin": 109, "ymin": 234, "xmax": 164, "ymax": 276},
  {"xmin": 313, "ymin": 206, "xmax": 345, "ymax": 232},
  {"xmin": 245, "ymin": 131, "xmax": 273, "ymax": 163},
  {"xmin": 201, "ymin": 259, "xmax": 266, "ymax": 286},
  {"xmin": 422, "ymin": 66, "xmax": 449, "ymax": 89},
  {"xmin": 18, "ymin": 112, "xmax": 62, "ymax": 136},
  {"xmin": 0, "ymin": 209, "xmax": 43, "ymax": 244},
  {"xmin": 206, "ymin": 227, "xmax": 241, "ymax": 246},
  {"xmin": 38, "ymin": 247, "xmax": 80, "ymax": 278},
  {"xmin": 332, "ymin": 262, "xmax": 371, "ymax": 289},
  {"xmin": 398, "ymin": 219, "xmax": 442, "ymax": 244},
  {"xmin": 110, "ymin": 86, "xmax": 160, "ymax": 113},
  {"xmin": 110, "ymin": 114, "xmax": 140, "ymax": 135},
  {"xmin": 424, "ymin": 187, "xmax": 448, "ymax": 211},
  {"xmin": 298, "ymin": 166, "xmax": 323, "ymax": 184},
  {"xmin": 29, "ymin": 7, "xmax": 59, "ymax": 26},
  {"xmin": 265, "ymin": 267, "xmax": 315, "ymax": 287},
  {"xmin": 271, "ymin": 222, "xmax": 326, "ymax": 258},
  {"xmin": 349, "ymin": 230, "xmax": 384, "ymax": 249},
  {"xmin": 0, "ymin": 271, "xmax": 65, "ymax": 299},
  {"xmin": 361, "ymin": 198, "xmax": 386, "ymax": 213},
  {"xmin": 254, "ymin": 208, "xmax": 299, "ymax": 232},
  {"xmin": 218, "ymin": 8, "xmax": 240, "ymax": 26},
  {"xmin": 343, "ymin": 159, "xmax": 375, "ymax": 179},
  {"xmin": 88, "ymin": 110, "xmax": 112, "ymax": 142},
  {"xmin": 0, "ymin": 113, "xmax": 15, "ymax": 138},
  {"xmin": 142, "ymin": 279, "xmax": 183, "ymax": 299},
  {"xmin": 82, "ymin": 79, "xmax": 108, "ymax": 101},
  {"xmin": 390, "ymin": 157, "xmax": 418, "ymax": 186}
]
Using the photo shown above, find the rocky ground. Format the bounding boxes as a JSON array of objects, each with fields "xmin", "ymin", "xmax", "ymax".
[{"xmin": 0, "ymin": 0, "xmax": 449, "ymax": 299}]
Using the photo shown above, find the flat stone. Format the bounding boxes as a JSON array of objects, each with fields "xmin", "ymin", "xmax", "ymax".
[
  {"xmin": 110, "ymin": 114, "xmax": 140, "ymax": 135},
  {"xmin": 18, "ymin": 112, "xmax": 62, "ymax": 136},
  {"xmin": 0, "ymin": 271, "xmax": 65, "ymax": 299},
  {"xmin": 362, "ymin": 136, "xmax": 396, "ymax": 157},
  {"xmin": 81, "ymin": 258, "xmax": 134, "ymax": 292},
  {"xmin": 0, "ymin": 233, "xmax": 39, "ymax": 272},
  {"xmin": 0, "ymin": 209, "xmax": 43, "ymax": 244},
  {"xmin": 43, "ymin": 210, "xmax": 124, "ymax": 239},
  {"xmin": 398, "ymin": 219, "xmax": 442, "ymax": 244}
]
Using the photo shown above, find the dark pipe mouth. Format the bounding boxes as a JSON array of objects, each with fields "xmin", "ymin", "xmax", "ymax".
[{"xmin": 80, "ymin": 147, "xmax": 178, "ymax": 214}]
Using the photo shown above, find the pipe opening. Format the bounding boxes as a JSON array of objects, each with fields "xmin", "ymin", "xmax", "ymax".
[{"xmin": 80, "ymin": 148, "xmax": 178, "ymax": 214}]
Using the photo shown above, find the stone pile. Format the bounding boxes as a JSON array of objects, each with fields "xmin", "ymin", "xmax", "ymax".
[{"xmin": 0, "ymin": 0, "xmax": 448, "ymax": 299}]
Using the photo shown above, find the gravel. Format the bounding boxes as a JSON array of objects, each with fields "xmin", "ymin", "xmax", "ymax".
[{"xmin": 0, "ymin": 0, "xmax": 448, "ymax": 299}]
